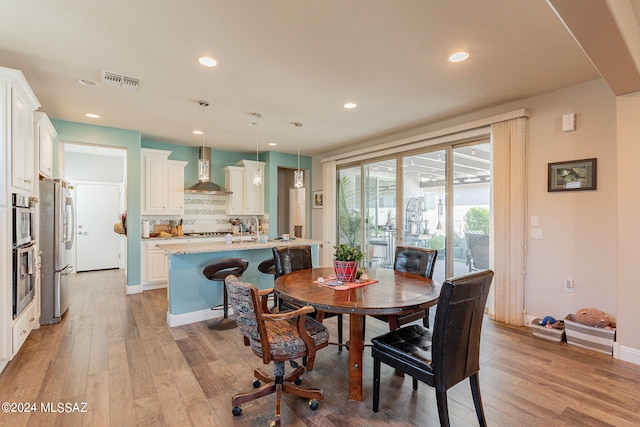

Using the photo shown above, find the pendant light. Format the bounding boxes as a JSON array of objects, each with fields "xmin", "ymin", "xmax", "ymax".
[
  {"xmin": 198, "ymin": 100, "xmax": 209, "ymax": 181},
  {"xmin": 250, "ymin": 113, "xmax": 263, "ymax": 185},
  {"xmin": 293, "ymin": 122, "xmax": 304, "ymax": 188},
  {"xmin": 185, "ymin": 100, "xmax": 232, "ymax": 194}
]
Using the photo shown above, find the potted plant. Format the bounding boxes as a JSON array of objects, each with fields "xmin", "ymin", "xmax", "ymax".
[{"xmin": 333, "ymin": 244, "xmax": 363, "ymax": 282}]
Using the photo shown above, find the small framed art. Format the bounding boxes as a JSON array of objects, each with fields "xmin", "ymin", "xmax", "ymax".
[
  {"xmin": 313, "ymin": 190, "xmax": 324, "ymax": 208},
  {"xmin": 548, "ymin": 158, "xmax": 597, "ymax": 192}
]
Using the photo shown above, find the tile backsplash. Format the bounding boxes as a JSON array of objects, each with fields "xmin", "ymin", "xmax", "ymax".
[{"xmin": 142, "ymin": 193, "xmax": 267, "ymax": 233}]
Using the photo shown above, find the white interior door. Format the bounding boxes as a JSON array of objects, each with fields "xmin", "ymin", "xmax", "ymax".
[{"xmin": 75, "ymin": 182, "xmax": 121, "ymax": 271}]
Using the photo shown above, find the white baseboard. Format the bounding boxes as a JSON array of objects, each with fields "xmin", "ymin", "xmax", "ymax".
[
  {"xmin": 167, "ymin": 307, "xmax": 230, "ymax": 327},
  {"xmin": 617, "ymin": 344, "xmax": 640, "ymax": 365},
  {"xmin": 142, "ymin": 283, "xmax": 167, "ymax": 292},
  {"xmin": 125, "ymin": 284, "xmax": 141, "ymax": 294},
  {"xmin": 126, "ymin": 283, "xmax": 168, "ymax": 294}
]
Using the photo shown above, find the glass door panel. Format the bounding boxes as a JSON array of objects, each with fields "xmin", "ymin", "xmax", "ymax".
[
  {"xmin": 337, "ymin": 166, "xmax": 362, "ymax": 248},
  {"xmin": 363, "ymin": 159, "xmax": 396, "ymax": 269},
  {"xmin": 402, "ymin": 150, "xmax": 447, "ymax": 282},
  {"xmin": 452, "ymin": 142, "xmax": 491, "ymax": 279}
]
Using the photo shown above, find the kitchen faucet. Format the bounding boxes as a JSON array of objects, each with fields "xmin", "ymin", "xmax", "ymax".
[{"xmin": 249, "ymin": 216, "xmax": 260, "ymax": 240}]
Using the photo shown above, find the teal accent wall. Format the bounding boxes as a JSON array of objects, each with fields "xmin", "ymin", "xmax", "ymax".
[
  {"xmin": 51, "ymin": 119, "xmax": 143, "ymax": 286},
  {"xmin": 262, "ymin": 151, "xmax": 312, "ymax": 238}
]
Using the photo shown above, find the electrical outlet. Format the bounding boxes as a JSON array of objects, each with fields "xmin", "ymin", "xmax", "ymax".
[{"xmin": 564, "ymin": 278, "xmax": 574, "ymax": 292}]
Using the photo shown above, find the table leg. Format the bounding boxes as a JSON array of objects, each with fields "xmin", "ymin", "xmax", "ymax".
[{"xmin": 348, "ymin": 313, "xmax": 364, "ymax": 401}]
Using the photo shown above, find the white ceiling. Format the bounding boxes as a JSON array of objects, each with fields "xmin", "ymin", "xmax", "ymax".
[{"xmin": 0, "ymin": 1, "xmax": 633, "ymax": 157}]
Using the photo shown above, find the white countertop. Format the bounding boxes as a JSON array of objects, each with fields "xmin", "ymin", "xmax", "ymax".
[{"xmin": 157, "ymin": 238, "xmax": 324, "ymax": 255}]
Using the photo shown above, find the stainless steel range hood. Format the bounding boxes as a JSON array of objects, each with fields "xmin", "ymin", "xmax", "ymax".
[{"xmin": 185, "ymin": 147, "xmax": 232, "ymax": 195}]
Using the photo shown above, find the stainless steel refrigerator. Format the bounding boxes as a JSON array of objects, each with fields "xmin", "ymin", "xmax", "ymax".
[{"xmin": 39, "ymin": 179, "xmax": 75, "ymax": 324}]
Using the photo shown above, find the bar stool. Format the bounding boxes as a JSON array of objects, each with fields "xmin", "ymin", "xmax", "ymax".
[
  {"xmin": 257, "ymin": 257, "xmax": 276, "ymax": 275},
  {"xmin": 203, "ymin": 258, "xmax": 249, "ymax": 330}
]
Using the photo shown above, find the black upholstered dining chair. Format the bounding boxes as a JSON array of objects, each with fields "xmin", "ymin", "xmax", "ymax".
[
  {"xmin": 371, "ymin": 269, "xmax": 494, "ymax": 426},
  {"xmin": 225, "ymin": 275, "xmax": 329, "ymax": 427},
  {"xmin": 368, "ymin": 246, "xmax": 438, "ymax": 331},
  {"xmin": 272, "ymin": 246, "xmax": 343, "ymax": 351}
]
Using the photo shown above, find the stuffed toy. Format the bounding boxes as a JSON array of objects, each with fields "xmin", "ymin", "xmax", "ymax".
[
  {"xmin": 575, "ymin": 307, "xmax": 611, "ymax": 328},
  {"xmin": 538, "ymin": 316, "xmax": 564, "ymax": 329}
]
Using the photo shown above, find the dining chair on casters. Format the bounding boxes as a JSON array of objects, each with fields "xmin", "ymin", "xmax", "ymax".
[
  {"xmin": 225, "ymin": 275, "xmax": 329, "ymax": 427},
  {"xmin": 202, "ymin": 258, "xmax": 249, "ymax": 330},
  {"xmin": 371, "ymin": 269, "xmax": 494, "ymax": 427},
  {"xmin": 272, "ymin": 245, "xmax": 343, "ymax": 351}
]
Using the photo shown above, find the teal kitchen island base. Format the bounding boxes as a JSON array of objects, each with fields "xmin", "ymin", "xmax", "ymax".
[{"xmin": 157, "ymin": 239, "xmax": 321, "ymax": 326}]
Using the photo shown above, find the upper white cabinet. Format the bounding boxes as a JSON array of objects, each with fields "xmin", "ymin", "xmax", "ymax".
[
  {"xmin": 224, "ymin": 159, "xmax": 265, "ymax": 215},
  {"xmin": 141, "ymin": 148, "xmax": 187, "ymax": 215},
  {"xmin": 167, "ymin": 160, "xmax": 187, "ymax": 213},
  {"xmin": 2, "ymin": 68, "xmax": 40, "ymax": 194},
  {"xmin": 34, "ymin": 112, "xmax": 56, "ymax": 179},
  {"xmin": 224, "ymin": 165, "xmax": 244, "ymax": 215}
]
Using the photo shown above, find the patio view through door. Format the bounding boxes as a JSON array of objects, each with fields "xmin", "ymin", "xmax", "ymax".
[{"xmin": 336, "ymin": 139, "xmax": 491, "ymax": 283}]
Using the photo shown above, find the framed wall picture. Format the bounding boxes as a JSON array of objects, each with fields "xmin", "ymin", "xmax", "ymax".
[
  {"xmin": 313, "ymin": 190, "xmax": 324, "ymax": 209},
  {"xmin": 548, "ymin": 158, "xmax": 597, "ymax": 192}
]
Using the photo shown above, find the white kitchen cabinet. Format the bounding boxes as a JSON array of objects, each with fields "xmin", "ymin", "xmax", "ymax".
[
  {"xmin": 224, "ymin": 160, "xmax": 265, "ymax": 215},
  {"xmin": 241, "ymin": 160, "xmax": 264, "ymax": 214},
  {"xmin": 5, "ymin": 69, "xmax": 40, "ymax": 194},
  {"xmin": 167, "ymin": 160, "xmax": 187, "ymax": 213},
  {"xmin": 141, "ymin": 148, "xmax": 187, "ymax": 215},
  {"xmin": 224, "ymin": 165, "xmax": 244, "ymax": 215},
  {"xmin": 35, "ymin": 112, "xmax": 56, "ymax": 179},
  {"xmin": 141, "ymin": 241, "xmax": 168, "ymax": 287},
  {"xmin": 12, "ymin": 302, "xmax": 36, "ymax": 356}
]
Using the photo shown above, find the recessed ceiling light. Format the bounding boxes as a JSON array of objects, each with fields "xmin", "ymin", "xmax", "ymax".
[
  {"xmin": 344, "ymin": 102, "xmax": 357, "ymax": 109},
  {"xmin": 268, "ymin": 142, "xmax": 277, "ymax": 146},
  {"xmin": 193, "ymin": 130, "xmax": 203, "ymax": 135},
  {"xmin": 198, "ymin": 57, "xmax": 217, "ymax": 67},
  {"xmin": 449, "ymin": 51, "xmax": 469, "ymax": 63},
  {"xmin": 78, "ymin": 79, "xmax": 98, "ymax": 87},
  {"xmin": 85, "ymin": 113, "xmax": 100, "ymax": 119}
]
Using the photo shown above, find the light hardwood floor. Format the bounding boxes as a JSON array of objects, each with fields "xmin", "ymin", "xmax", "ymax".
[{"xmin": 1, "ymin": 270, "xmax": 640, "ymax": 426}]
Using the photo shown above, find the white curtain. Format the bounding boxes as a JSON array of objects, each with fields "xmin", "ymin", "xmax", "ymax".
[
  {"xmin": 321, "ymin": 160, "xmax": 337, "ymax": 266},
  {"xmin": 491, "ymin": 117, "xmax": 528, "ymax": 326}
]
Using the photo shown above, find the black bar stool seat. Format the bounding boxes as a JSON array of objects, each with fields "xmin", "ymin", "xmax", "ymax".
[
  {"xmin": 258, "ymin": 257, "xmax": 276, "ymax": 275},
  {"xmin": 203, "ymin": 258, "xmax": 249, "ymax": 330}
]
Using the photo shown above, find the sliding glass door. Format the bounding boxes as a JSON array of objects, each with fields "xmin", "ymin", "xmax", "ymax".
[
  {"xmin": 336, "ymin": 139, "xmax": 490, "ymax": 282},
  {"xmin": 363, "ymin": 159, "xmax": 397, "ymax": 268},
  {"xmin": 401, "ymin": 150, "xmax": 447, "ymax": 281}
]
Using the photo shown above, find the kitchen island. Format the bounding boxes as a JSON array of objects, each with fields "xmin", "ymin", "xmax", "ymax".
[{"xmin": 157, "ymin": 239, "xmax": 323, "ymax": 326}]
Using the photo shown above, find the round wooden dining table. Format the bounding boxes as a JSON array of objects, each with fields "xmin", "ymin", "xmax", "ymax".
[{"xmin": 274, "ymin": 267, "xmax": 440, "ymax": 401}]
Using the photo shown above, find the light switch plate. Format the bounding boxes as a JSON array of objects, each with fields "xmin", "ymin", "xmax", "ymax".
[{"xmin": 530, "ymin": 228, "xmax": 543, "ymax": 239}]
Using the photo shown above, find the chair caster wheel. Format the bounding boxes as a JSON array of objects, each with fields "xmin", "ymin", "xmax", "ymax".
[
  {"xmin": 252, "ymin": 379, "xmax": 261, "ymax": 388},
  {"xmin": 309, "ymin": 399, "xmax": 319, "ymax": 410},
  {"xmin": 232, "ymin": 406, "xmax": 242, "ymax": 416},
  {"xmin": 294, "ymin": 377, "xmax": 302, "ymax": 385}
]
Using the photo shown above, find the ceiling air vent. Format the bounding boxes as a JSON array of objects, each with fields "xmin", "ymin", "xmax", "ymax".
[{"xmin": 101, "ymin": 70, "xmax": 142, "ymax": 91}]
